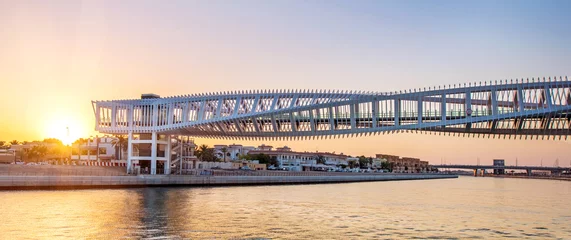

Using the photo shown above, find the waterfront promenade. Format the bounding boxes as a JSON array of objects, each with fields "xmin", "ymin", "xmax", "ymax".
[{"xmin": 0, "ymin": 165, "xmax": 456, "ymax": 190}]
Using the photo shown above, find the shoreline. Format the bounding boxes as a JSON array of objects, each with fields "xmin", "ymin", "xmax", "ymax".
[
  {"xmin": 0, "ymin": 173, "xmax": 457, "ymax": 191},
  {"xmin": 486, "ymin": 174, "xmax": 571, "ymax": 182}
]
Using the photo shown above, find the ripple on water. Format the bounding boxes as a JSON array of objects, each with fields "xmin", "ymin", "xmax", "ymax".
[{"xmin": 1, "ymin": 178, "xmax": 571, "ymax": 239}]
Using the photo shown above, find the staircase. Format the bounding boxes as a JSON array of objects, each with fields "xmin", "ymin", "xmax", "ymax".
[{"xmin": 171, "ymin": 136, "xmax": 196, "ymax": 174}]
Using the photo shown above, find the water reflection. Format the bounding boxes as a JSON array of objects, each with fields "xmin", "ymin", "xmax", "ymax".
[{"xmin": 0, "ymin": 177, "xmax": 570, "ymax": 239}]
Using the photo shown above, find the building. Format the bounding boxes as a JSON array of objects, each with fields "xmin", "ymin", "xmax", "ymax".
[
  {"xmin": 71, "ymin": 136, "xmax": 126, "ymax": 164},
  {"xmin": 376, "ymin": 154, "xmax": 430, "ymax": 173},
  {"xmin": 247, "ymin": 145, "xmax": 348, "ymax": 171},
  {"xmin": 213, "ymin": 144, "xmax": 257, "ymax": 161},
  {"xmin": 175, "ymin": 160, "xmax": 265, "ymax": 171},
  {"xmin": 493, "ymin": 159, "xmax": 505, "ymax": 175},
  {"xmin": 0, "ymin": 149, "xmax": 16, "ymax": 164},
  {"xmin": 231, "ymin": 160, "xmax": 267, "ymax": 171},
  {"xmin": 371, "ymin": 158, "xmax": 387, "ymax": 169},
  {"xmin": 9, "ymin": 141, "xmax": 69, "ymax": 163}
]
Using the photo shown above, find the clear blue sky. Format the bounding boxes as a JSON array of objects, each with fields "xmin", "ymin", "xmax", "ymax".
[{"xmin": 1, "ymin": 0, "xmax": 570, "ymax": 165}]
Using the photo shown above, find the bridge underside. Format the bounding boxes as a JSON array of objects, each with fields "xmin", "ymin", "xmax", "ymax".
[{"xmin": 93, "ymin": 78, "xmax": 571, "ymax": 140}]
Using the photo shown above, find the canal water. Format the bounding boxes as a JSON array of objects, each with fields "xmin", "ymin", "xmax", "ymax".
[{"xmin": 1, "ymin": 176, "xmax": 570, "ymax": 239}]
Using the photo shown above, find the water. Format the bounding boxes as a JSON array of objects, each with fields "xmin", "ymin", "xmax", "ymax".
[{"xmin": 1, "ymin": 176, "xmax": 570, "ymax": 239}]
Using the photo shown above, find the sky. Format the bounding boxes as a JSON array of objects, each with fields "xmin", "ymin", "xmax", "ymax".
[{"xmin": 1, "ymin": 0, "xmax": 570, "ymax": 166}]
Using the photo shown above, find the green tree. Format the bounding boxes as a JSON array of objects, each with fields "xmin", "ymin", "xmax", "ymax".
[
  {"xmin": 201, "ymin": 148, "xmax": 218, "ymax": 162},
  {"xmin": 315, "ymin": 155, "xmax": 326, "ymax": 165},
  {"xmin": 348, "ymin": 159, "xmax": 358, "ymax": 169},
  {"xmin": 112, "ymin": 135, "xmax": 128, "ymax": 160},
  {"xmin": 43, "ymin": 138, "xmax": 63, "ymax": 145},
  {"xmin": 73, "ymin": 138, "xmax": 88, "ymax": 145},
  {"xmin": 0, "ymin": 141, "xmax": 5, "ymax": 149},
  {"xmin": 237, "ymin": 153, "xmax": 249, "ymax": 160},
  {"xmin": 34, "ymin": 145, "xmax": 48, "ymax": 162},
  {"xmin": 195, "ymin": 144, "xmax": 209, "ymax": 161},
  {"xmin": 381, "ymin": 161, "xmax": 391, "ymax": 171},
  {"xmin": 244, "ymin": 153, "xmax": 278, "ymax": 166},
  {"xmin": 24, "ymin": 148, "xmax": 35, "ymax": 162},
  {"xmin": 221, "ymin": 147, "xmax": 228, "ymax": 162},
  {"xmin": 358, "ymin": 155, "xmax": 369, "ymax": 168}
]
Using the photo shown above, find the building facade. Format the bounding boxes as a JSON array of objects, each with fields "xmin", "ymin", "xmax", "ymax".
[
  {"xmin": 247, "ymin": 145, "xmax": 348, "ymax": 171},
  {"xmin": 213, "ymin": 144, "xmax": 257, "ymax": 161},
  {"xmin": 376, "ymin": 154, "xmax": 430, "ymax": 173},
  {"xmin": 71, "ymin": 136, "xmax": 127, "ymax": 164}
]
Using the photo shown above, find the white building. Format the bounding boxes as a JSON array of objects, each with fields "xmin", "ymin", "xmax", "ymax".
[
  {"xmin": 71, "ymin": 136, "xmax": 126, "ymax": 163},
  {"xmin": 213, "ymin": 144, "xmax": 257, "ymax": 161},
  {"xmin": 247, "ymin": 145, "xmax": 349, "ymax": 171}
]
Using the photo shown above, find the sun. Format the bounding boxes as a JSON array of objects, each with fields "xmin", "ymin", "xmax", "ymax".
[{"xmin": 43, "ymin": 116, "xmax": 87, "ymax": 145}]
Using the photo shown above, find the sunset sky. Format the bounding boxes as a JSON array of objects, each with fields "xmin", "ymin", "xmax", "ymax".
[{"xmin": 1, "ymin": 0, "xmax": 570, "ymax": 166}]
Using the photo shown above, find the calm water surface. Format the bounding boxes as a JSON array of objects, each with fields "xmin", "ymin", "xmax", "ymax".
[{"xmin": 1, "ymin": 176, "xmax": 570, "ymax": 239}]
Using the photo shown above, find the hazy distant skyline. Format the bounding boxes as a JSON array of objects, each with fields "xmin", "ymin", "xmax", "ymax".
[{"xmin": 1, "ymin": 0, "xmax": 570, "ymax": 165}]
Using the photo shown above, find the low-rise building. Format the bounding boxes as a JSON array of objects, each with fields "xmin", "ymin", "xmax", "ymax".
[
  {"xmin": 71, "ymin": 136, "xmax": 125, "ymax": 164},
  {"xmin": 0, "ymin": 149, "xmax": 16, "ymax": 164},
  {"xmin": 232, "ymin": 160, "xmax": 267, "ymax": 171},
  {"xmin": 178, "ymin": 160, "xmax": 266, "ymax": 171},
  {"xmin": 248, "ymin": 145, "xmax": 348, "ymax": 171},
  {"xmin": 213, "ymin": 144, "xmax": 258, "ymax": 161},
  {"xmin": 376, "ymin": 153, "xmax": 430, "ymax": 173},
  {"xmin": 9, "ymin": 141, "xmax": 69, "ymax": 163}
]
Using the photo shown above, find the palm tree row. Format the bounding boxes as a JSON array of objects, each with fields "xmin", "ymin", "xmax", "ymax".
[
  {"xmin": 0, "ymin": 140, "xmax": 21, "ymax": 149},
  {"xmin": 22, "ymin": 145, "xmax": 49, "ymax": 162},
  {"xmin": 194, "ymin": 144, "xmax": 219, "ymax": 162}
]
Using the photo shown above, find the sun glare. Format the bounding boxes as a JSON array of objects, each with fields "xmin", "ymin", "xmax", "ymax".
[{"xmin": 43, "ymin": 116, "xmax": 86, "ymax": 145}]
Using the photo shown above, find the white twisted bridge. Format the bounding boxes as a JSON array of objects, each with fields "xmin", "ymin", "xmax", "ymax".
[
  {"xmin": 92, "ymin": 77, "xmax": 571, "ymax": 174},
  {"xmin": 94, "ymin": 77, "xmax": 571, "ymax": 140}
]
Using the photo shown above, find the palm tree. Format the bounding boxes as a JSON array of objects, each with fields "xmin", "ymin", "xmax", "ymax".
[
  {"xmin": 111, "ymin": 135, "xmax": 128, "ymax": 160},
  {"xmin": 221, "ymin": 147, "xmax": 228, "ymax": 162},
  {"xmin": 35, "ymin": 145, "xmax": 48, "ymax": 162},
  {"xmin": 196, "ymin": 144, "xmax": 209, "ymax": 161},
  {"xmin": 73, "ymin": 138, "xmax": 88, "ymax": 145},
  {"xmin": 23, "ymin": 148, "xmax": 34, "ymax": 162},
  {"xmin": 315, "ymin": 155, "xmax": 326, "ymax": 165},
  {"xmin": 10, "ymin": 140, "xmax": 19, "ymax": 145}
]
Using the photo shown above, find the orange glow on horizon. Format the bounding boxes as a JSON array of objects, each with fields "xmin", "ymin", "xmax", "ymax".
[{"xmin": 42, "ymin": 115, "xmax": 90, "ymax": 145}]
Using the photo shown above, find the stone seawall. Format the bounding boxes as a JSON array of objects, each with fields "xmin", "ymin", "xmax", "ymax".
[{"xmin": 0, "ymin": 174, "xmax": 457, "ymax": 190}]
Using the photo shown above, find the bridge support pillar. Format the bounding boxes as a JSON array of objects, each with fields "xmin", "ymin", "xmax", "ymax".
[
  {"xmin": 127, "ymin": 131, "xmax": 133, "ymax": 174},
  {"xmin": 125, "ymin": 132, "xmax": 172, "ymax": 175},
  {"xmin": 164, "ymin": 135, "xmax": 171, "ymax": 175},
  {"xmin": 481, "ymin": 169, "xmax": 486, "ymax": 176},
  {"xmin": 526, "ymin": 169, "xmax": 532, "ymax": 176},
  {"xmin": 151, "ymin": 132, "xmax": 157, "ymax": 175},
  {"xmin": 473, "ymin": 169, "xmax": 478, "ymax": 177}
]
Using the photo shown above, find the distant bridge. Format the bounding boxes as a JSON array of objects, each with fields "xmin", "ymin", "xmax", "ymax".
[{"xmin": 431, "ymin": 164, "xmax": 571, "ymax": 176}]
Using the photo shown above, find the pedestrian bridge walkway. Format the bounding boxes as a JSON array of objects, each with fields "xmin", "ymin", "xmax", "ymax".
[{"xmin": 93, "ymin": 77, "xmax": 571, "ymax": 139}]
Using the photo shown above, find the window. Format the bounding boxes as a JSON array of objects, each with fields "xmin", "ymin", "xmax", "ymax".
[{"xmin": 99, "ymin": 148, "xmax": 107, "ymax": 154}]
